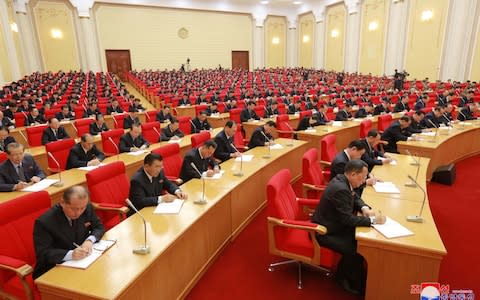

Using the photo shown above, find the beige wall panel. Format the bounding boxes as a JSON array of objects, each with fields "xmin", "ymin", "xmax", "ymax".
[
  {"xmin": 265, "ymin": 16, "xmax": 286, "ymax": 67},
  {"xmin": 33, "ymin": 1, "xmax": 80, "ymax": 71},
  {"xmin": 299, "ymin": 13, "xmax": 314, "ymax": 68},
  {"xmin": 359, "ymin": 0, "xmax": 388, "ymax": 76},
  {"xmin": 405, "ymin": 0, "xmax": 449, "ymax": 80},
  {"xmin": 325, "ymin": 3, "xmax": 346, "ymax": 71},
  {"xmin": 94, "ymin": 4, "xmax": 252, "ymax": 71},
  {"xmin": 470, "ymin": 26, "xmax": 480, "ymax": 81},
  {"xmin": 6, "ymin": 0, "xmax": 26, "ymax": 77},
  {"xmin": 0, "ymin": 12, "xmax": 13, "ymax": 82}
]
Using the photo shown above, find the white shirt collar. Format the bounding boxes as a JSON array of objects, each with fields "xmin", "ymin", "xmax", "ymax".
[
  {"xmin": 144, "ymin": 169, "xmax": 153, "ymax": 183},
  {"xmin": 343, "ymin": 149, "xmax": 351, "ymax": 161}
]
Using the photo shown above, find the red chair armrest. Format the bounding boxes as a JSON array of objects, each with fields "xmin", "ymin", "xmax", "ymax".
[
  {"xmin": 283, "ymin": 219, "xmax": 318, "ymax": 227},
  {"xmin": 0, "ymin": 255, "xmax": 33, "ymax": 277},
  {"xmin": 296, "ymin": 197, "xmax": 320, "ymax": 208}
]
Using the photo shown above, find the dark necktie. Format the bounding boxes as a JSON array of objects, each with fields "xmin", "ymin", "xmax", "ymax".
[
  {"xmin": 0, "ymin": 140, "xmax": 4, "ymax": 151},
  {"xmin": 17, "ymin": 165, "xmax": 26, "ymax": 182}
]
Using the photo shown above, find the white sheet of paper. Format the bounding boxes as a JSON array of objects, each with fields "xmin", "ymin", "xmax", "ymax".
[
  {"xmin": 202, "ymin": 170, "xmax": 225, "ymax": 179},
  {"xmin": 21, "ymin": 179, "xmax": 60, "ymax": 192},
  {"xmin": 78, "ymin": 163, "xmax": 105, "ymax": 171},
  {"xmin": 167, "ymin": 139, "xmax": 182, "ymax": 144},
  {"xmin": 378, "ymin": 157, "xmax": 397, "ymax": 165},
  {"xmin": 126, "ymin": 150, "xmax": 148, "ymax": 156},
  {"xmin": 373, "ymin": 217, "xmax": 414, "ymax": 239},
  {"xmin": 420, "ymin": 131, "xmax": 436, "ymax": 136},
  {"xmin": 58, "ymin": 250, "xmax": 102, "ymax": 269},
  {"xmin": 304, "ymin": 129, "xmax": 316, "ymax": 133},
  {"xmin": 373, "ymin": 182, "xmax": 400, "ymax": 194},
  {"xmin": 352, "ymin": 118, "xmax": 363, "ymax": 122},
  {"xmin": 270, "ymin": 144, "xmax": 284, "ymax": 150},
  {"xmin": 153, "ymin": 199, "xmax": 184, "ymax": 214},
  {"xmin": 235, "ymin": 155, "xmax": 253, "ymax": 162},
  {"xmin": 331, "ymin": 121, "xmax": 343, "ymax": 127}
]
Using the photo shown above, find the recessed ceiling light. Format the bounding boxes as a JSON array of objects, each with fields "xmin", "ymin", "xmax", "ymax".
[
  {"xmin": 293, "ymin": 1, "xmax": 302, "ymax": 4},
  {"xmin": 272, "ymin": 37, "xmax": 280, "ymax": 44},
  {"xmin": 260, "ymin": 1, "xmax": 269, "ymax": 4}
]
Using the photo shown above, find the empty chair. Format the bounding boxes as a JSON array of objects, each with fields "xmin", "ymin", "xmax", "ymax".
[
  {"xmin": 254, "ymin": 105, "xmax": 265, "ymax": 118},
  {"xmin": 0, "ymin": 190, "xmax": 51, "ymax": 300},
  {"xmin": 141, "ymin": 121, "xmax": 162, "ymax": 144},
  {"xmin": 195, "ymin": 104, "xmax": 208, "ymax": 115},
  {"xmin": 26, "ymin": 124, "xmax": 48, "ymax": 147},
  {"xmin": 377, "ymin": 114, "xmax": 393, "ymax": 133},
  {"xmin": 101, "ymin": 128, "xmax": 124, "ymax": 156},
  {"xmin": 14, "ymin": 112, "xmax": 27, "ymax": 128},
  {"xmin": 191, "ymin": 131, "xmax": 211, "ymax": 148},
  {"xmin": 74, "ymin": 118, "xmax": 94, "ymax": 137},
  {"xmin": 113, "ymin": 113, "xmax": 126, "ymax": 129},
  {"xmin": 178, "ymin": 116, "xmax": 192, "ymax": 135},
  {"xmin": 144, "ymin": 109, "xmax": 158, "ymax": 122},
  {"xmin": 266, "ymin": 169, "xmax": 338, "ymax": 289},
  {"xmin": 233, "ymin": 124, "xmax": 248, "ymax": 151},
  {"xmin": 320, "ymin": 134, "xmax": 337, "ymax": 177},
  {"xmin": 152, "ymin": 143, "xmax": 183, "ymax": 183},
  {"xmin": 45, "ymin": 138, "xmax": 76, "ymax": 172},
  {"xmin": 302, "ymin": 148, "xmax": 328, "ymax": 199},
  {"xmin": 229, "ymin": 108, "xmax": 242, "ymax": 124},
  {"xmin": 86, "ymin": 161, "xmax": 130, "ymax": 230},
  {"xmin": 359, "ymin": 119, "xmax": 372, "ymax": 139},
  {"xmin": 276, "ymin": 114, "xmax": 293, "ymax": 139}
]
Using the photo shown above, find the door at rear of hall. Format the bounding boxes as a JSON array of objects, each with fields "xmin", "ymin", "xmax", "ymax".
[
  {"xmin": 105, "ymin": 50, "xmax": 132, "ymax": 81},
  {"xmin": 232, "ymin": 51, "xmax": 249, "ymax": 70}
]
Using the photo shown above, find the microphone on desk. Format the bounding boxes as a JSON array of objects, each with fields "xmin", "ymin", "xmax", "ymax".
[
  {"xmin": 230, "ymin": 143, "xmax": 243, "ymax": 176},
  {"xmin": 426, "ymin": 119, "xmax": 439, "ymax": 142},
  {"xmin": 190, "ymin": 162, "xmax": 207, "ymax": 204},
  {"xmin": 260, "ymin": 130, "xmax": 272, "ymax": 159},
  {"xmin": 427, "ymin": 118, "xmax": 438, "ymax": 129},
  {"xmin": 442, "ymin": 113, "xmax": 451, "ymax": 125},
  {"xmin": 108, "ymin": 137, "xmax": 120, "ymax": 161},
  {"xmin": 47, "ymin": 152, "xmax": 64, "ymax": 187},
  {"xmin": 125, "ymin": 199, "xmax": 150, "ymax": 254},
  {"xmin": 406, "ymin": 175, "xmax": 426, "ymax": 223},
  {"xmin": 284, "ymin": 122, "xmax": 295, "ymax": 147},
  {"xmin": 189, "ymin": 119, "xmax": 198, "ymax": 133},
  {"xmin": 405, "ymin": 149, "xmax": 420, "ymax": 166},
  {"xmin": 405, "ymin": 156, "xmax": 421, "ymax": 187}
]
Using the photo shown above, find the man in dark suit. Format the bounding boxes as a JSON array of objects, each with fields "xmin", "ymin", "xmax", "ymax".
[
  {"xmin": 83, "ymin": 102, "xmax": 102, "ymax": 118},
  {"xmin": 156, "ymin": 106, "xmax": 173, "ymax": 123},
  {"xmin": 408, "ymin": 110, "xmax": 426, "ymax": 134},
  {"xmin": 381, "ymin": 116, "xmax": 414, "ymax": 153},
  {"xmin": 55, "ymin": 105, "xmax": 74, "ymax": 121},
  {"xmin": 354, "ymin": 103, "xmax": 374, "ymax": 118},
  {"xmin": 296, "ymin": 115, "xmax": 321, "ymax": 131},
  {"xmin": 191, "ymin": 111, "xmax": 211, "ymax": 133},
  {"xmin": 33, "ymin": 186, "xmax": 105, "ymax": 279},
  {"xmin": 360, "ymin": 130, "xmax": 392, "ymax": 172},
  {"xmin": 25, "ymin": 107, "xmax": 46, "ymax": 126},
  {"xmin": 316, "ymin": 105, "xmax": 330, "ymax": 124},
  {"xmin": 123, "ymin": 108, "xmax": 140, "ymax": 129},
  {"xmin": 160, "ymin": 118, "xmax": 184, "ymax": 141},
  {"xmin": 89, "ymin": 114, "xmax": 109, "ymax": 135},
  {"xmin": 106, "ymin": 99, "xmax": 124, "ymax": 114},
  {"xmin": 458, "ymin": 103, "xmax": 477, "ymax": 121},
  {"xmin": 312, "ymin": 160, "xmax": 385, "ymax": 295},
  {"xmin": 373, "ymin": 99, "xmax": 391, "ymax": 115},
  {"xmin": 0, "ymin": 142, "xmax": 46, "ymax": 192},
  {"xmin": 264, "ymin": 102, "xmax": 279, "ymax": 118},
  {"xmin": 0, "ymin": 126, "xmax": 16, "ymax": 152},
  {"xmin": 420, "ymin": 106, "xmax": 443, "ymax": 128},
  {"xmin": 205, "ymin": 102, "xmax": 219, "ymax": 116},
  {"xmin": 414, "ymin": 95, "xmax": 427, "ymax": 111},
  {"xmin": 178, "ymin": 94, "xmax": 191, "ymax": 106},
  {"xmin": 119, "ymin": 123, "xmax": 149, "ymax": 153},
  {"xmin": 335, "ymin": 104, "xmax": 353, "ymax": 121},
  {"xmin": 393, "ymin": 96, "xmax": 410, "ymax": 112},
  {"xmin": 179, "ymin": 140, "xmax": 219, "ymax": 183},
  {"xmin": 287, "ymin": 101, "xmax": 301, "ymax": 114},
  {"xmin": 213, "ymin": 121, "xmax": 241, "ymax": 162},
  {"xmin": 66, "ymin": 134, "xmax": 105, "ymax": 169},
  {"xmin": 330, "ymin": 139, "xmax": 367, "ymax": 180},
  {"xmin": 247, "ymin": 120, "xmax": 276, "ymax": 149},
  {"xmin": 128, "ymin": 153, "xmax": 188, "ymax": 216},
  {"xmin": 240, "ymin": 101, "xmax": 260, "ymax": 122},
  {"xmin": 0, "ymin": 110, "xmax": 15, "ymax": 129},
  {"xmin": 41, "ymin": 118, "xmax": 70, "ymax": 145}
]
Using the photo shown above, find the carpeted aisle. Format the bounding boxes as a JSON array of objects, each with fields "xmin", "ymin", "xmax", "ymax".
[{"xmin": 186, "ymin": 155, "xmax": 480, "ymax": 299}]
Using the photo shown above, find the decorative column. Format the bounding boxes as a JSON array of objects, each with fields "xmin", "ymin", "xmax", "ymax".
[
  {"xmin": 286, "ymin": 16, "xmax": 298, "ymax": 67},
  {"xmin": 0, "ymin": 0, "xmax": 21, "ymax": 79},
  {"xmin": 14, "ymin": 0, "xmax": 42, "ymax": 73},
  {"xmin": 252, "ymin": 15, "xmax": 265, "ymax": 70},
  {"xmin": 344, "ymin": 0, "xmax": 361, "ymax": 73},
  {"xmin": 440, "ymin": 0, "xmax": 479, "ymax": 81},
  {"xmin": 70, "ymin": 0, "xmax": 101, "ymax": 71},
  {"xmin": 313, "ymin": 6, "xmax": 326, "ymax": 69},
  {"xmin": 384, "ymin": 0, "xmax": 409, "ymax": 76}
]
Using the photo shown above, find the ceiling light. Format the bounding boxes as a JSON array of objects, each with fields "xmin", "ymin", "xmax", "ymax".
[
  {"xmin": 293, "ymin": 1, "xmax": 302, "ymax": 5},
  {"xmin": 368, "ymin": 21, "xmax": 378, "ymax": 31},
  {"xmin": 272, "ymin": 37, "xmax": 280, "ymax": 44},
  {"xmin": 10, "ymin": 22, "xmax": 18, "ymax": 33},
  {"xmin": 260, "ymin": 1, "xmax": 269, "ymax": 4},
  {"xmin": 302, "ymin": 35, "xmax": 310, "ymax": 43},
  {"xmin": 51, "ymin": 28, "xmax": 63, "ymax": 39},
  {"xmin": 331, "ymin": 29, "xmax": 339, "ymax": 38},
  {"xmin": 421, "ymin": 10, "xmax": 433, "ymax": 21}
]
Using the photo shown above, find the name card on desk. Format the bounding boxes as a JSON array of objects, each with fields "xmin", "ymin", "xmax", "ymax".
[
  {"xmin": 21, "ymin": 179, "xmax": 59, "ymax": 192},
  {"xmin": 331, "ymin": 121, "xmax": 343, "ymax": 127},
  {"xmin": 373, "ymin": 217, "xmax": 414, "ymax": 239},
  {"xmin": 154, "ymin": 199, "xmax": 184, "ymax": 214}
]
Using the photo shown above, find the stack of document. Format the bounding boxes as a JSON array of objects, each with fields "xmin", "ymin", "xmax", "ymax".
[
  {"xmin": 202, "ymin": 170, "xmax": 224, "ymax": 179},
  {"xmin": 154, "ymin": 199, "xmax": 184, "ymax": 214},
  {"xmin": 373, "ymin": 217, "xmax": 414, "ymax": 239},
  {"xmin": 78, "ymin": 163, "xmax": 106, "ymax": 171},
  {"xmin": 21, "ymin": 179, "xmax": 59, "ymax": 192},
  {"xmin": 126, "ymin": 150, "xmax": 148, "ymax": 156},
  {"xmin": 331, "ymin": 121, "xmax": 343, "ymax": 127},
  {"xmin": 270, "ymin": 144, "xmax": 284, "ymax": 150},
  {"xmin": 378, "ymin": 156, "xmax": 397, "ymax": 165},
  {"xmin": 420, "ymin": 131, "xmax": 436, "ymax": 136},
  {"xmin": 373, "ymin": 182, "xmax": 400, "ymax": 194},
  {"xmin": 58, "ymin": 240, "xmax": 116, "ymax": 269},
  {"xmin": 304, "ymin": 128, "xmax": 316, "ymax": 133}
]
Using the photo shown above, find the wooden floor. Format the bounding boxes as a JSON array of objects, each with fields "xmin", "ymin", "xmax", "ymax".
[{"xmin": 123, "ymin": 81, "xmax": 155, "ymax": 110}]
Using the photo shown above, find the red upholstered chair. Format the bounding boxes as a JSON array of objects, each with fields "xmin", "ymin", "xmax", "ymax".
[
  {"xmin": 0, "ymin": 151, "xmax": 7, "ymax": 163},
  {"xmin": 234, "ymin": 124, "xmax": 248, "ymax": 151},
  {"xmin": 141, "ymin": 121, "xmax": 161, "ymax": 144},
  {"xmin": 74, "ymin": 118, "xmax": 94, "ymax": 137},
  {"xmin": 45, "ymin": 138, "xmax": 75, "ymax": 172},
  {"xmin": 101, "ymin": 128, "xmax": 123, "ymax": 156},
  {"xmin": 74, "ymin": 107, "xmax": 85, "ymax": 119},
  {"xmin": 191, "ymin": 131, "xmax": 211, "ymax": 148},
  {"xmin": 0, "ymin": 190, "xmax": 51, "ymax": 300},
  {"xmin": 320, "ymin": 134, "xmax": 337, "ymax": 177},
  {"xmin": 229, "ymin": 108, "xmax": 242, "ymax": 124},
  {"xmin": 44, "ymin": 108, "xmax": 61, "ymax": 121},
  {"xmin": 195, "ymin": 104, "xmax": 208, "ymax": 115},
  {"xmin": 254, "ymin": 105, "xmax": 265, "ymax": 118},
  {"xmin": 144, "ymin": 110, "xmax": 158, "ymax": 122},
  {"xmin": 152, "ymin": 143, "xmax": 183, "ymax": 184},
  {"xmin": 276, "ymin": 114, "xmax": 293, "ymax": 139},
  {"xmin": 299, "ymin": 110, "xmax": 312, "ymax": 121},
  {"xmin": 377, "ymin": 114, "xmax": 393, "ymax": 133},
  {"xmin": 26, "ymin": 124, "xmax": 48, "ymax": 147},
  {"xmin": 302, "ymin": 148, "xmax": 328, "ymax": 199},
  {"xmin": 178, "ymin": 116, "xmax": 192, "ymax": 135},
  {"xmin": 14, "ymin": 112, "xmax": 27, "ymax": 128},
  {"xmin": 113, "ymin": 113, "xmax": 126, "ymax": 129},
  {"xmin": 86, "ymin": 161, "xmax": 130, "ymax": 230},
  {"xmin": 267, "ymin": 169, "xmax": 338, "ymax": 289},
  {"xmin": 359, "ymin": 119, "xmax": 372, "ymax": 138}
]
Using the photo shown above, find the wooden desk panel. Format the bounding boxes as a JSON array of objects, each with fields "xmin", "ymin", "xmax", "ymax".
[
  {"xmin": 207, "ymin": 113, "xmax": 230, "ymax": 128},
  {"xmin": 242, "ymin": 115, "xmax": 300, "ymax": 140},
  {"xmin": 175, "ymin": 106, "xmax": 196, "ymax": 119}
]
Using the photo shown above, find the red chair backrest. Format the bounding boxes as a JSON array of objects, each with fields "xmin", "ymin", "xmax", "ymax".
[
  {"xmin": 377, "ymin": 114, "xmax": 393, "ymax": 132},
  {"xmin": 266, "ymin": 169, "xmax": 301, "ymax": 220},
  {"xmin": 191, "ymin": 131, "xmax": 211, "ymax": 148},
  {"xmin": 276, "ymin": 114, "xmax": 291, "ymax": 138},
  {"xmin": 144, "ymin": 110, "xmax": 158, "ymax": 122},
  {"xmin": 86, "ymin": 161, "xmax": 130, "ymax": 229},
  {"xmin": 74, "ymin": 107, "xmax": 85, "ymax": 119},
  {"xmin": 277, "ymin": 103, "xmax": 287, "ymax": 114},
  {"xmin": 302, "ymin": 148, "xmax": 327, "ymax": 198},
  {"xmin": 0, "ymin": 191, "xmax": 51, "ymax": 272},
  {"xmin": 299, "ymin": 110, "xmax": 312, "ymax": 121},
  {"xmin": 152, "ymin": 143, "xmax": 182, "ymax": 179},
  {"xmin": 178, "ymin": 116, "xmax": 192, "ymax": 135},
  {"xmin": 141, "ymin": 121, "xmax": 161, "ymax": 144},
  {"xmin": 234, "ymin": 125, "xmax": 246, "ymax": 149},
  {"xmin": 101, "ymin": 128, "xmax": 123, "ymax": 156},
  {"xmin": 45, "ymin": 138, "xmax": 76, "ymax": 172},
  {"xmin": 44, "ymin": 108, "xmax": 61, "ymax": 120},
  {"xmin": 14, "ymin": 112, "xmax": 27, "ymax": 127},
  {"xmin": 0, "ymin": 151, "xmax": 7, "ymax": 163},
  {"xmin": 195, "ymin": 104, "xmax": 208, "ymax": 115},
  {"xmin": 26, "ymin": 124, "xmax": 48, "ymax": 147},
  {"xmin": 113, "ymin": 114, "xmax": 126, "ymax": 129},
  {"xmin": 254, "ymin": 105, "xmax": 265, "ymax": 118},
  {"xmin": 359, "ymin": 119, "xmax": 372, "ymax": 138},
  {"xmin": 229, "ymin": 108, "xmax": 242, "ymax": 124},
  {"xmin": 320, "ymin": 134, "xmax": 337, "ymax": 162},
  {"xmin": 74, "ymin": 118, "xmax": 94, "ymax": 137}
]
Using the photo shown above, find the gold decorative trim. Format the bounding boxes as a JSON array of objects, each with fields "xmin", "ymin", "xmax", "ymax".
[{"xmin": 178, "ymin": 27, "xmax": 189, "ymax": 39}]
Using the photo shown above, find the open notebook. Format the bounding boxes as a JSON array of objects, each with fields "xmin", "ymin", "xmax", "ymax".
[{"xmin": 57, "ymin": 239, "xmax": 116, "ymax": 269}]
